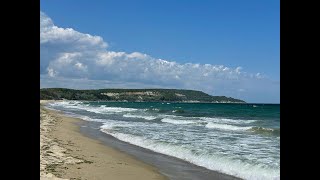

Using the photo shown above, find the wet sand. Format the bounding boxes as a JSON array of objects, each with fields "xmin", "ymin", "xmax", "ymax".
[
  {"xmin": 40, "ymin": 101, "xmax": 167, "ymax": 180},
  {"xmin": 40, "ymin": 100, "xmax": 241, "ymax": 180},
  {"xmin": 79, "ymin": 119, "xmax": 241, "ymax": 180}
]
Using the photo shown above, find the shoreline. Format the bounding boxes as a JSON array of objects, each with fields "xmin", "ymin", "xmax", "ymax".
[
  {"xmin": 79, "ymin": 120, "xmax": 241, "ymax": 180},
  {"xmin": 41, "ymin": 100, "xmax": 241, "ymax": 180},
  {"xmin": 41, "ymin": 99, "xmax": 245, "ymax": 104},
  {"xmin": 40, "ymin": 101, "xmax": 168, "ymax": 180}
]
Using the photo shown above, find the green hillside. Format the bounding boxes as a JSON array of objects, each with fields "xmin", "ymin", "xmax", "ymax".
[{"xmin": 40, "ymin": 88, "xmax": 245, "ymax": 103}]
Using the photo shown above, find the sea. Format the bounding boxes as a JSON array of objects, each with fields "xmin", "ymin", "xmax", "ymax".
[{"xmin": 47, "ymin": 101, "xmax": 280, "ymax": 180}]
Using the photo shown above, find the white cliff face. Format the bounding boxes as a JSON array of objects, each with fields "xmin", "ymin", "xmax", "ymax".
[{"xmin": 101, "ymin": 91, "xmax": 160, "ymax": 97}]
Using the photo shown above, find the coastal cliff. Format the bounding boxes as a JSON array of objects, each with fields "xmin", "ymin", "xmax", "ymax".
[{"xmin": 40, "ymin": 88, "xmax": 245, "ymax": 103}]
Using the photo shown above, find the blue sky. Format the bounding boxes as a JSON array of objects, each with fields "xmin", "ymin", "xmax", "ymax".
[{"xmin": 40, "ymin": 0, "xmax": 279, "ymax": 103}]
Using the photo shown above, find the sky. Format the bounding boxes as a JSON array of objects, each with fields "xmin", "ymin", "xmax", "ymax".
[{"xmin": 40, "ymin": 0, "xmax": 280, "ymax": 103}]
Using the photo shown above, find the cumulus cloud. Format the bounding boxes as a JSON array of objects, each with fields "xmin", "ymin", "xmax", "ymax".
[{"xmin": 40, "ymin": 11, "xmax": 279, "ymax": 103}]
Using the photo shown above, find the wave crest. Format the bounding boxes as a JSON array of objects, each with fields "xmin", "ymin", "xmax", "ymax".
[
  {"xmin": 123, "ymin": 114, "xmax": 157, "ymax": 120},
  {"xmin": 161, "ymin": 118, "xmax": 203, "ymax": 125},
  {"xmin": 205, "ymin": 122, "xmax": 252, "ymax": 131}
]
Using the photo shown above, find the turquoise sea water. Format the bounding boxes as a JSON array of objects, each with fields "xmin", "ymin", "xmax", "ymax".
[{"xmin": 48, "ymin": 101, "xmax": 280, "ymax": 180}]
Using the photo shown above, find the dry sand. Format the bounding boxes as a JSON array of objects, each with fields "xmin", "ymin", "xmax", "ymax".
[{"xmin": 40, "ymin": 101, "xmax": 167, "ymax": 180}]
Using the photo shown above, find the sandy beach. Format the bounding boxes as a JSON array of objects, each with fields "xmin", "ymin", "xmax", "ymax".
[{"xmin": 40, "ymin": 101, "xmax": 167, "ymax": 180}]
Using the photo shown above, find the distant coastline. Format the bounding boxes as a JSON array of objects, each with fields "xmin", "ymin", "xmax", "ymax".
[{"xmin": 40, "ymin": 88, "xmax": 246, "ymax": 103}]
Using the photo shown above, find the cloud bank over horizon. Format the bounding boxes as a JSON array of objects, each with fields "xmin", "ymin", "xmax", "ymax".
[{"xmin": 40, "ymin": 11, "xmax": 279, "ymax": 103}]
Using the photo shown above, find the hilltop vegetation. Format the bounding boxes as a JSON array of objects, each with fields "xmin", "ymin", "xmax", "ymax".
[{"xmin": 40, "ymin": 88, "xmax": 245, "ymax": 103}]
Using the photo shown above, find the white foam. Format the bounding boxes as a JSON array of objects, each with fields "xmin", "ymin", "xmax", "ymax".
[
  {"xmin": 60, "ymin": 113, "xmax": 107, "ymax": 123},
  {"xmin": 100, "ymin": 123, "xmax": 116, "ymax": 130},
  {"xmin": 160, "ymin": 114, "xmax": 199, "ymax": 119},
  {"xmin": 48, "ymin": 101, "xmax": 82, "ymax": 109},
  {"xmin": 144, "ymin": 108, "xmax": 160, "ymax": 112},
  {"xmin": 79, "ymin": 116, "xmax": 106, "ymax": 123},
  {"xmin": 201, "ymin": 117, "xmax": 257, "ymax": 124},
  {"xmin": 49, "ymin": 101, "xmax": 138, "ymax": 114},
  {"xmin": 99, "ymin": 130, "xmax": 280, "ymax": 180},
  {"xmin": 99, "ymin": 120, "xmax": 147, "ymax": 131},
  {"xmin": 123, "ymin": 114, "xmax": 157, "ymax": 120},
  {"xmin": 161, "ymin": 118, "xmax": 201, "ymax": 125},
  {"xmin": 205, "ymin": 122, "xmax": 252, "ymax": 131},
  {"xmin": 86, "ymin": 106, "xmax": 137, "ymax": 114}
]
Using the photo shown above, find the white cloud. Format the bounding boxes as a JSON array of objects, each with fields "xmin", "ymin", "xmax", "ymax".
[
  {"xmin": 40, "ymin": 11, "xmax": 279, "ymax": 103},
  {"xmin": 47, "ymin": 68, "xmax": 57, "ymax": 77}
]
